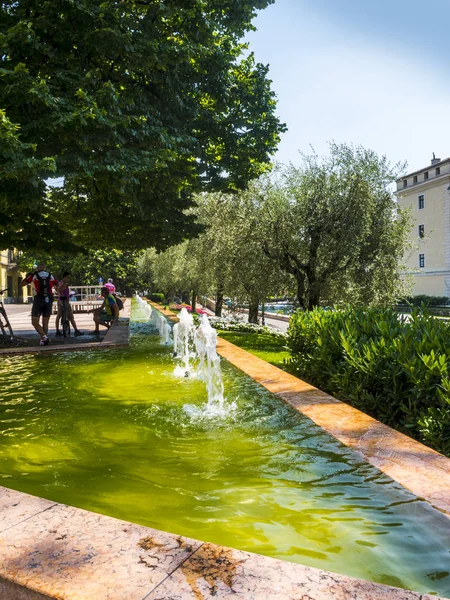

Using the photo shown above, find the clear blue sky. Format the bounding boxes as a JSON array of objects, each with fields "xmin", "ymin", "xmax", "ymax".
[{"xmin": 245, "ymin": 0, "xmax": 450, "ymax": 174}]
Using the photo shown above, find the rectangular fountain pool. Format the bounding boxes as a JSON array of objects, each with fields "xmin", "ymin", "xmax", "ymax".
[{"xmin": 0, "ymin": 304, "xmax": 449, "ymax": 597}]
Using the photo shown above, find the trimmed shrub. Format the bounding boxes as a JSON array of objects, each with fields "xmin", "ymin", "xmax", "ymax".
[
  {"xmin": 148, "ymin": 293, "xmax": 164, "ymax": 302},
  {"xmin": 397, "ymin": 295, "xmax": 450, "ymax": 307},
  {"xmin": 287, "ymin": 306, "xmax": 450, "ymax": 455}
]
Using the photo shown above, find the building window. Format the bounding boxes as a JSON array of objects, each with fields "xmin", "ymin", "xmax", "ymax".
[
  {"xmin": 413, "ymin": 175, "xmax": 418, "ymax": 184},
  {"xmin": 424, "ymin": 171, "xmax": 429, "ymax": 180},
  {"xmin": 418, "ymin": 195, "xmax": 425, "ymax": 209},
  {"xmin": 418, "ymin": 224, "xmax": 424, "ymax": 238},
  {"xmin": 436, "ymin": 167, "xmax": 441, "ymax": 176},
  {"xmin": 419, "ymin": 254, "xmax": 425, "ymax": 268}
]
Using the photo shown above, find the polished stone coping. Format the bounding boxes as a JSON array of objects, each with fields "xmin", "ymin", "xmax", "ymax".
[
  {"xmin": 0, "ymin": 487, "xmax": 443, "ymax": 600},
  {"xmin": 1, "ymin": 301, "xmax": 449, "ymax": 598},
  {"xmin": 146, "ymin": 300, "xmax": 180, "ymax": 323}
]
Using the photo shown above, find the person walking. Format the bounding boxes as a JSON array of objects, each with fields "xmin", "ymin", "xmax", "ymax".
[
  {"xmin": 21, "ymin": 262, "xmax": 58, "ymax": 345},
  {"xmin": 55, "ymin": 271, "xmax": 83, "ymax": 337}
]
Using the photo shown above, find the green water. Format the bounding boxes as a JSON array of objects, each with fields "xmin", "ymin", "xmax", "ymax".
[{"xmin": 1, "ymin": 303, "xmax": 450, "ymax": 596}]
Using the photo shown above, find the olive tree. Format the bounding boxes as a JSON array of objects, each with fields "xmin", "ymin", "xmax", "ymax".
[{"xmin": 259, "ymin": 144, "xmax": 411, "ymax": 309}]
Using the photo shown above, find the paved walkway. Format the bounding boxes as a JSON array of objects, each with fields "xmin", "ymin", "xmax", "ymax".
[
  {"xmin": 3, "ymin": 301, "xmax": 120, "ymax": 340},
  {"xmin": 1, "ymin": 300, "xmax": 130, "ymax": 353},
  {"xmin": 221, "ymin": 311, "xmax": 289, "ymax": 332}
]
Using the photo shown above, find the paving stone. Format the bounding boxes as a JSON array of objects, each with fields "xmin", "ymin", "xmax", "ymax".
[
  {"xmin": 0, "ymin": 300, "xmax": 131, "ymax": 356},
  {"xmin": 0, "ymin": 487, "xmax": 56, "ymax": 534},
  {"xmin": 146, "ymin": 543, "xmax": 422, "ymax": 600},
  {"xmin": 0, "ymin": 502, "xmax": 201, "ymax": 600}
]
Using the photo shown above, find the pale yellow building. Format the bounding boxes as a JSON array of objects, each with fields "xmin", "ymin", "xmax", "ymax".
[
  {"xmin": 396, "ymin": 155, "xmax": 450, "ymax": 297},
  {"xmin": 0, "ymin": 249, "xmax": 28, "ymax": 303}
]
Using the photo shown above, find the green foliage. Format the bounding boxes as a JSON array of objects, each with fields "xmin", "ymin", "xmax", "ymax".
[
  {"xmin": 146, "ymin": 188, "xmax": 292, "ymax": 314},
  {"xmin": 260, "ymin": 144, "xmax": 412, "ymax": 309},
  {"xmin": 0, "ymin": 109, "xmax": 71, "ymax": 251},
  {"xmin": 1, "ymin": 0, "xmax": 285, "ymax": 251},
  {"xmin": 397, "ymin": 295, "xmax": 450, "ymax": 307},
  {"xmin": 218, "ymin": 330, "xmax": 291, "ymax": 370},
  {"xmin": 287, "ymin": 306, "xmax": 450, "ymax": 455},
  {"xmin": 148, "ymin": 293, "xmax": 164, "ymax": 302},
  {"xmin": 136, "ymin": 248, "xmax": 156, "ymax": 290}
]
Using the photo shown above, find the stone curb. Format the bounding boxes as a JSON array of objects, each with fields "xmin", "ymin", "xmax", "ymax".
[
  {"xmin": 0, "ymin": 487, "xmax": 443, "ymax": 600},
  {"xmin": 215, "ymin": 335, "xmax": 450, "ymax": 519}
]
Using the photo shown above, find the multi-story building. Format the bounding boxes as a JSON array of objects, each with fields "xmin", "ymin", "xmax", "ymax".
[
  {"xmin": 396, "ymin": 155, "xmax": 450, "ymax": 296},
  {"xmin": 0, "ymin": 249, "xmax": 28, "ymax": 303}
]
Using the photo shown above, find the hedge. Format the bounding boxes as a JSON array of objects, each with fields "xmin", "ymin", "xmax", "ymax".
[
  {"xmin": 397, "ymin": 295, "xmax": 450, "ymax": 307},
  {"xmin": 287, "ymin": 306, "xmax": 450, "ymax": 456},
  {"xmin": 148, "ymin": 293, "xmax": 164, "ymax": 302}
]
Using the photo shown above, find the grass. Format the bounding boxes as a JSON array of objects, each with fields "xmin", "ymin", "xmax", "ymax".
[{"xmin": 217, "ymin": 331, "xmax": 292, "ymax": 371}]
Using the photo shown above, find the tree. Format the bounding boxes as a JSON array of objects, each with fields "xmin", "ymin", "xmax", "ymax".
[
  {"xmin": 147, "ymin": 242, "xmax": 203, "ymax": 303},
  {"xmin": 1, "ymin": 0, "xmax": 285, "ymax": 251},
  {"xmin": 136, "ymin": 248, "xmax": 157, "ymax": 292},
  {"xmin": 19, "ymin": 249, "xmax": 141, "ymax": 295},
  {"xmin": 260, "ymin": 144, "xmax": 412, "ymax": 309},
  {"xmin": 191, "ymin": 190, "xmax": 288, "ymax": 321},
  {"xmin": 147, "ymin": 188, "xmax": 289, "ymax": 321}
]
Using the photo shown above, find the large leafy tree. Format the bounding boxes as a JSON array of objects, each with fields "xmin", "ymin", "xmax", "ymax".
[
  {"xmin": 19, "ymin": 249, "xmax": 141, "ymax": 295},
  {"xmin": 0, "ymin": 0, "xmax": 285, "ymax": 251},
  {"xmin": 260, "ymin": 144, "xmax": 412, "ymax": 309}
]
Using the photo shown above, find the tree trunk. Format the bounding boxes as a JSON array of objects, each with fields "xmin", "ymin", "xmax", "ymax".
[
  {"xmin": 307, "ymin": 271, "xmax": 320, "ymax": 310},
  {"xmin": 307, "ymin": 285, "xmax": 321, "ymax": 310},
  {"xmin": 248, "ymin": 298, "xmax": 259, "ymax": 323},
  {"xmin": 215, "ymin": 288, "xmax": 224, "ymax": 317},
  {"xmin": 191, "ymin": 289, "xmax": 197, "ymax": 313},
  {"xmin": 296, "ymin": 273, "xmax": 307, "ymax": 310}
]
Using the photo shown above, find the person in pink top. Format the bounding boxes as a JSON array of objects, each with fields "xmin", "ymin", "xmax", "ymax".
[
  {"xmin": 104, "ymin": 278, "xmax": 116, "ymax": 294},
  {"xmin": 55, "ymin": 271, "xmax": 83, "ymax": 337}
]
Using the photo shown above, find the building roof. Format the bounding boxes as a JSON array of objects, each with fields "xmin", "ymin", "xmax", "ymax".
[{"xmin": 398, "ymin": 157, "xmax": 450, "ymax": 181}]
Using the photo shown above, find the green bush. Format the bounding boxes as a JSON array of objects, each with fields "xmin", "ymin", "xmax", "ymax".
[
  {"xmin": 148, "ymin": 293, "xmax": 164, "ymax": 302},
  {"xmin": 397, "ymin": 295, "xmax": 450, "ymax": 307},
  {"xmin": 287, "ymin": 306, "xmax": 450, "ymax": 455}
]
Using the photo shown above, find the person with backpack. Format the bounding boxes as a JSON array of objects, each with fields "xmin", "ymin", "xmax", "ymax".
[
  {"xmin": 104, "ymin": 277, "xmax": 124, "ymax": 310},
  {"xmin": 21, "ymin": 262, "xmax": 58, "ymax": 346},
  {"xmin": 92, "ymin": 286, "xmax": 120, "ymax": 334}
]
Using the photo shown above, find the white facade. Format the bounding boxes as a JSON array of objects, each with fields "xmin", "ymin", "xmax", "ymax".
[{"xmin": 396, "ymin": 156, "xmax": 450, "ymax": 297}]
